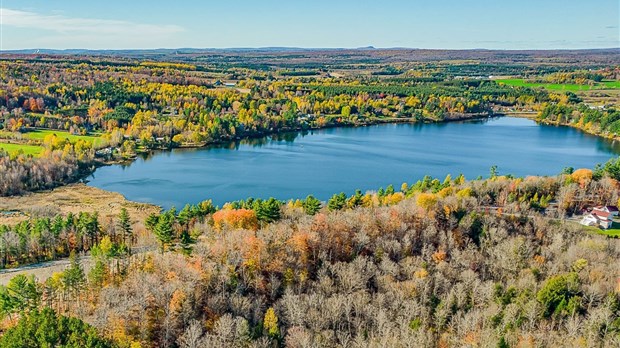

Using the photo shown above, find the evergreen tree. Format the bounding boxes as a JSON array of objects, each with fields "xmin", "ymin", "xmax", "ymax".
[
  {"xmin": 255, "ymin": 198, "xmax": 282, "ymax": 223},
  {"xmin": 153, "ymin": 213, "xmax": 174, "ymax": 253},
  {"xmin": 145, "ymin": 213, "xmax": 159, "ymax": 232},
  {"xmin": 88, "ymin": 258, "xmax": 108, "ymax": 288},
  {"xmin": 62, "ymin": 252, "xmax": 86, "ymax": 299},
  {"xmin": 117, "ymin": 208, "xmax": 133, "ymax": 245},
  {"xmin": 179, "ymin": 230, "xmax": 194, "ymax": 255},
  {"xmin": 0, "ymin": 308, "xmax": 112, "ymax": 348},
  {"xmin": 347, "ymin": 190, "xmax": 363, "ymax": 208},
  {"xmin": 490, "ymin": 165, "xmax": 499, "ymax": 178},
  {"xmin": 327, "ymin": 192, "xmax": 347, "ymax": 211},
  {"xmin": 178, "ymin": 204, "xmax": 192, "ymax": 226},
  {"xmin": 302, "ymin": 195, "xmax": 322, "ymax": 215},
  {"xmin": 0, "ymin": 275, "xmax": 41, "ymax": 320}
]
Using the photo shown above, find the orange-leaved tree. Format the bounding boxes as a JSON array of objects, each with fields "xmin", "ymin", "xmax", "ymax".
[{"xmin": 212, "ymin": 208, "xmax": 259, "ymax": 231}]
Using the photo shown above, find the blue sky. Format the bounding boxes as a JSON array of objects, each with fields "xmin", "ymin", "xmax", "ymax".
[{"xmin": 0, "ymin": 0, "xmax": 618, "ymax": 50}]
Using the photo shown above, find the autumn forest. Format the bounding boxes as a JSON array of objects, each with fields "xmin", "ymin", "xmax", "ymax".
[{"xmin": 0, "ymin": 47, "xmax": 620, "ymax": 347}]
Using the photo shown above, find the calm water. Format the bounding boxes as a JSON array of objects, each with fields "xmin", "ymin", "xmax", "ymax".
[{"xmin": 88, "ymin": 117, "xmax": 620, "ymax": 208}]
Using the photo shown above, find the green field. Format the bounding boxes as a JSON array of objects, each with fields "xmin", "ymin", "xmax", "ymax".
[
  {"xmin": 582, "ymin": 222, "xmax": 620, "ymax": 238},
  {"xmin": 22, "ymin": 129, "xmax": 103, "ymax": 146},
  {"xmin": 497, "ymin": 79, "xmax": 620, "ymax": 92},
  {"xmin": 0, "ymin": 129, "xmax": 104, "ymax": 156},
  {"xmin": 0, "ymin": 143, "xmax": 44, "ymax": 157}
]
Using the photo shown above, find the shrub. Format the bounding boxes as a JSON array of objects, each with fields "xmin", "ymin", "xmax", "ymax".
[{"xmin": 537, "ymin": 273, "xmax": 581, "ymax": 318}]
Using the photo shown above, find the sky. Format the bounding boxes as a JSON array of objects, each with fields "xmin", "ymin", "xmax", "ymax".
[{"xmin": 0, "ymin": 0, "xmax": 618, "ymax": 50}]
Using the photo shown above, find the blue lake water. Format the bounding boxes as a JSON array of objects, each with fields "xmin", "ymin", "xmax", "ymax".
[{"xmin": 87, "ymin": 117, "xmax": 620, "ymax": 208}]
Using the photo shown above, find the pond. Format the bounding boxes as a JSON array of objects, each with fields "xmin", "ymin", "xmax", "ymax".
[{"xmin": 88, "ymin": 117, "xmax": 620, "ymax": 208}]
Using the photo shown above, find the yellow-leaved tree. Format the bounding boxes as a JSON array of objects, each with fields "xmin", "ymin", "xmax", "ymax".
[{"xmin": 263, "ymin": 307, "xmax": 279, "ymax": 338}]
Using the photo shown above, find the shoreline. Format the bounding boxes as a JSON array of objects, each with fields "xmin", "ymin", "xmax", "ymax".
[
  {"xmin": 0, "ymin": 183, "xmax": 160, "ymax": 228},
  {"xmin": 8, "ymin": 111, "xmax": 619, "ymax": 210},
  {"xmin": 85, "ymin": 112, "xmax": 493, "ymax": 168},
  {"xmin": 3, "ymin": 112, "xmax": 494, "ymax": 201},
  {"xmin": 497, "ymin": 111, "xmax": 620, "ymax": 142},
  {"xmin": 538, "ymin": 119, "xmax": 620, "ymax": 142},
  {"xmin": 150, "ymin": 112, "xmax": 494, "ymax": 151}
]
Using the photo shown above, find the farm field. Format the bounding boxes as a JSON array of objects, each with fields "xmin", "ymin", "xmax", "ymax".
[
  {"xmin": 0, "ymin": 142, "xmax": 44, "ymax": 156},
  {"xmin": 0, "ymin": 129, "xmax": 104, "ymax": 156},
  {"xmin": 497, "ymin": 78, "xmax": 620, "ymax": 91},
  {"xmin": 19, "ymin": 129, "xmax": 103, "ymax": 146}
]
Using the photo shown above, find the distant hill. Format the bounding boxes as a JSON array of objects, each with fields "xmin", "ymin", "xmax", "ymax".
[{"xmin": 1, "ymin": 47, "xmax": 619, "ymax": 67}]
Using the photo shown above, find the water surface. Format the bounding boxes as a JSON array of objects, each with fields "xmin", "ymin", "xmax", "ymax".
[{"xmin": 88, "ymin": 117, "xmax": 620, "ymax": 208}]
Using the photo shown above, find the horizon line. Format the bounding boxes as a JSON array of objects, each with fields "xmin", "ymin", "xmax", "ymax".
[{"xmin": 1, "ymin": 46, "xmax": 619, "ymax": 53}]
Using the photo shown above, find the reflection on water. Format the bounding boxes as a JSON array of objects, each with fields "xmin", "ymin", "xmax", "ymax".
[
  {"xmin": 88, "ymin": 117, "xmax": 620, "ymax": 209},
  {"xmin": 138, "ymin": 119, "xmax": 508, "ymax": 163}
]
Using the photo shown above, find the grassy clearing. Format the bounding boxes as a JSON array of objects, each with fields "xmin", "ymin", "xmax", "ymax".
[
  {"xmin": 23, "ymin": 129, "xmax": 103, "ymax": 146},
  {"xmin": 0, "ymin": 142, "xmax": 44, "ymax": 157},
  {"xmin": 582, "ymin": 222, "xmax": 620, "ymax": 238},
  {"xmin": 0, "ymin": 129, "xmax": 104, "ymax": 156},
  {"xmin": 497, "ymin": 79, "xmax": 620, "ymax": 92},
  {"xmin": 600, "ymin": 81, "xmax": 620, "ymax": 89}
]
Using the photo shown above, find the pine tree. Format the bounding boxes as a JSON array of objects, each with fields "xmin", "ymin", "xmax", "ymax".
[
  {"xmin": 255, "ymin": 198, "xmax": 281, "ymax": 223},
  {"xmin": 327, "ymin": 192, "xmax": 347, "ymax": 211},
  {"xmin": 0, "ymin": 308, "xmax": 113, "ymax": 347},
  {"xmin": 145, "ymin": 213, "xmax": 159, "ymax": 232},
  {"xmin": 179, "ymin": 230, "xmax": 194, "ymax": 255},
  {"xmin": 178, "ymin": 204, "xmax": 192, "ymax": 226},
  {"xmin": 117, "ymin": 208, "xmax": 133, "ymax": 245},
  {"xmin": 62, "ymin": 252, "xmax": 86, "ymax": 306},
  {"xmin": 302, "ymin": 195, "xmax": 322, "ymax": 215},
  {"xmin": 0, "ymin": 274, "xmax": 41, "ymax": 319},
  {"xmin": 88, "ymin": 258, "xmax": 108, "ymax": 288},
  {"xmin": 153, "ymin": 213, "xmax": 174, "ymax": 253}
]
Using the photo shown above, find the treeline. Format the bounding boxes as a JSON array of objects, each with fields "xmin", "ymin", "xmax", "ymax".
[
  {"xmin": 536, "ymin": 70, "xmax": 605, "ymax": 85},
  {"xmin": 538, "ymin": 103, "xmax": 620, "ymax": 136},
  {"xmin": 279, "ymin": 70, "xmax": 320, "ymax": 77},
  {"xmin": 1, "ymin": 59, "xmax": 562, "ymax": 154},
  {"xmin": 0, "ymin": 208, "xmax": 136, "ymax": 269},
  {"xmin": 0, "ymin": 150, "xmax": 84, "ymax": 196},
  {"xmin": 143, "ymin": 160, "xmax": 620, "ymax": 264},
  {"xmin": 0, "ymin": 268, "xmax": 112, "ymax": 347},
  {"xmin": 1, "ymin": 165, "xmax": 620, "ymax": 346}
]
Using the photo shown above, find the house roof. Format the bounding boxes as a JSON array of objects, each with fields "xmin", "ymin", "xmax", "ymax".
[
  {"xmin": 594, "ymin": 205, "xmax": 619, "ymax": 212},
  {"xmin": 592, "ymin": 209, "xmax": 612, "ymax": 219}
]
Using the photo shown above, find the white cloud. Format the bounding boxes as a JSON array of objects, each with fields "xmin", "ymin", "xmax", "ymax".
[{"xmin": 0, "ymin": 8, "xmax": 185, "ymax": 49}]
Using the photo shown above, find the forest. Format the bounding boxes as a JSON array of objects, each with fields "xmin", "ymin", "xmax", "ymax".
[
  {"xmin": 1, "ymin": 161, "xmax": 620, "ymax": 347},
  {"xmin": 0, "ymin": 50, "xmax": 620, "ymax": 347},
  {"xmin": 1, "ymin": 54, "xmax": 618, "ymax": 196}
]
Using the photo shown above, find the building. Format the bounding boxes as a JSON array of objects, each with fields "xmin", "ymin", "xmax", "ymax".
[
  {"xmin": 593, "ymin": 206, "xmax": 619, "ymax": 217},
  {"xmin": 581, "ymin": 210, "xmax": 614, "ymax": 229}
]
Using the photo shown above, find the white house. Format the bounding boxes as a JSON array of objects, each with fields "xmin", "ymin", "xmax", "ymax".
[{"xmin": 581, "ymin": 211, "xmax": 614, "ymax": 229}]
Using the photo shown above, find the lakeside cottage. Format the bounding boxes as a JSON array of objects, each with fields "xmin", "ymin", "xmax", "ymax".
[{"xmin": 580, "ymin": 205, "xmax": 618, "ymax": 229}]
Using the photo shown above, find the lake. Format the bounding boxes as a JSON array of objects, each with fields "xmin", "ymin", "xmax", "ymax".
[{"xmin": 88, "ymin": 117, "xmax": 620, "ymax": 208}]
